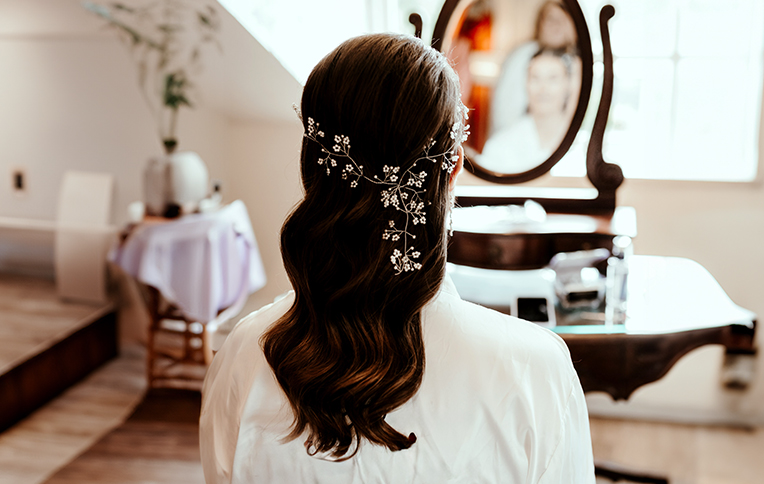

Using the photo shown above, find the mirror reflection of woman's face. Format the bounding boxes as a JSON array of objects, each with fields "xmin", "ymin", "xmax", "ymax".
[
  {"xmin": 538, "ymin": 4, "xmax": 577, "ymax": 49},
  {"xmin": 526, "ymin": 55, "xmax": 569, "ymax": 117}
]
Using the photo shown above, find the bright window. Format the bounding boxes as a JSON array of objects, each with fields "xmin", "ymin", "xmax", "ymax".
[{"xmin": 554, "ymin": 0, "xmax": 764, "ymax": 181}]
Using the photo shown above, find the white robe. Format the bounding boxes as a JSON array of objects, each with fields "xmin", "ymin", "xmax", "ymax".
[
  {"xmin": 480, "ymin": 116, "xmax": 551, "ymax": 174},
  {"xmin": 200, "ymin": 276, "xmax": 595, "ymax": 484}
]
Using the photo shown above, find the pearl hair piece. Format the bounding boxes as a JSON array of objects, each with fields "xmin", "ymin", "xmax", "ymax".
[{"xmin": 294, "ymin": 104, "xmax": 469, "ymax": 274}]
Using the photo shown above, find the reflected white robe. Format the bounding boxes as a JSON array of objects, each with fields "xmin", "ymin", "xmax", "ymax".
[
  {"xmin": 200, "ymin": 276, "xmax": 595, "ymax": 484},
  {"xmin": 480, "ymin": 116, "xmax": 550, "ymax": 174}
]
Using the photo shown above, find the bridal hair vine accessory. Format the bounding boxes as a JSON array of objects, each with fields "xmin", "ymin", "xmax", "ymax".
[{"xmin": 294, "ymin": 104, "xmax": 469, "ymax": 274}]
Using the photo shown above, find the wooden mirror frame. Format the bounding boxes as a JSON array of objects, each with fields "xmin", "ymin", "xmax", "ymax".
[{"xmin": 430, "ymin": 0, "xmax": 624, "ymax": 214}]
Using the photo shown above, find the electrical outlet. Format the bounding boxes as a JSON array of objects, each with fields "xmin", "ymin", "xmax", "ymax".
[{"xmin": 12, "ymin": 168, "xmax": 25, "ymax": 193}]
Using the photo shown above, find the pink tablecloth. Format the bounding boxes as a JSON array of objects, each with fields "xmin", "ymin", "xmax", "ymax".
[{"xmin": 110, "ymin": 200, "xmax": 266, "ymax": 323}]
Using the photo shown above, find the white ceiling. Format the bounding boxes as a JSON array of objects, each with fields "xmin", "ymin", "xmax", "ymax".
[{"xmin": 0, "ymin": 0, "xmax": 303, "ymax": 122}]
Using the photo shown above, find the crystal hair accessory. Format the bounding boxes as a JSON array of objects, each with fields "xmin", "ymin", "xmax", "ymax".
[{"xmin": 294, "ymin": 104, "xmax": 469, "ymax": 274}]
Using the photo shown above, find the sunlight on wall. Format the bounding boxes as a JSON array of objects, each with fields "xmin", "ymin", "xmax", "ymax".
[
  {"xmin": 218, "ymin": 0, "xmax": 373, "ymax": 85},
  {"xmin": 217, "ymin": 0, "xmax": 448, "ymax": 85}
]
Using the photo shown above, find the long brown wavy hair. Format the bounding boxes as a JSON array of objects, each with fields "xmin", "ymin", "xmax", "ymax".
[{"xmin": 261, "ymin": 33, "xmax": 463, "ymax": 460}]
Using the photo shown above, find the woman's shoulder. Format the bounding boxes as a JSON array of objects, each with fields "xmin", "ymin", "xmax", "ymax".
[
  {"xmin": 424, "ymin": 280, "xmax": 575, "ymax": 381},
  {"xmin": 212, "ymin": 290, "xmax": 295, "ymax": 358},
  {"xmin": 202, "ymin": 291, "xmax": 295, "ymax": 401},
  {"xmin": 201, "ymin": 290, "xmax": 295, "ymax": 416},
  {"xmin": 232, "ymin": 291, "xmax": 295, "ymax": 336},
  {"xmin": 200, "ymin": 292, "xmax": 295, "ymax": 484}
]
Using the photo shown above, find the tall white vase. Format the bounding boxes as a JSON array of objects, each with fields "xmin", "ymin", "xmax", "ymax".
[{"xmin": 144, "ymin": 151, "xmax": 210, "ymax": 216}]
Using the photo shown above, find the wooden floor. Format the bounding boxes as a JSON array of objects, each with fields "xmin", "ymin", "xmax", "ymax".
[
  {"xmin": 0, "ymin": 274, "xmax": 109, "ymax": 375},
  {"xmin": 0, "ymin": 345, "xmax": 146, "ymax": 484},
  {"xmin": 44, "ymin": 388, "xmax": 203, "ymax": 484},
  {"xmin": 591, "ymin": 418, "xmax": 764, "ymax": 484}
]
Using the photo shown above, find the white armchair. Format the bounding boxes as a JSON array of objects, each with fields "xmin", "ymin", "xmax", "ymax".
[{"xmin": 55, "ymin": 171, "xmax": 116, "ymax": 304}]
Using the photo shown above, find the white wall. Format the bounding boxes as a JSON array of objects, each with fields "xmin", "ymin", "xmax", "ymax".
[
  {"xmin": 0, "ymin": 38, "xmax": 231, "ymax": 226},
  {"xmin": 225, "ymin": 119, "xmax": 304, "ymax": 314}
]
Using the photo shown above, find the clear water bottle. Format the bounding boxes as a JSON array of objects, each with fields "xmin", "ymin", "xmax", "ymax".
[{"xmin": 605, "ymin": 236, "xmax": 632, "ymax": 326}]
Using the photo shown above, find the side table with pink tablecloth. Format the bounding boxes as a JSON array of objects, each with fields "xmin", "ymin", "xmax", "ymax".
[{"xmin": 110, "ymin": 200, "xmax": 266, "ymax": 387}]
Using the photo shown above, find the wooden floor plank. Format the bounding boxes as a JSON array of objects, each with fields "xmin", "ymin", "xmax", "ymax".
[
  {"xmin": 0, "ymin": 346, "xmax": 145, "ymax": 484},
  {"xmin": 44, "ymin": 389, "xmax": 203, "ymax": 484},
  {"xmin": 44, "ymin": 457, "xmax": 204, "ymax": 484},
  {"xmin": 590, "ymin": 417, "xmax": 764, "ymax": 484},
  {"xmin": 0, "ymin": 274, "xmax": 113, "ymax": 374}
]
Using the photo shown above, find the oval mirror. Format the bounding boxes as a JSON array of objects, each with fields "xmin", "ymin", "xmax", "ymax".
[{"xmin": 433, "ymin": 0, "xmax": 593, "ymax": 183}]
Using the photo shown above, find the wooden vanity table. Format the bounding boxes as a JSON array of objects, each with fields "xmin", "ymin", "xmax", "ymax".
[
  {"xmin": 425, "ymin": 0, "xmax": 758, "ymax": 481},
  {"xmin": 448, "ymin": 255, "xmax": 757, "ymax": 401}
]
